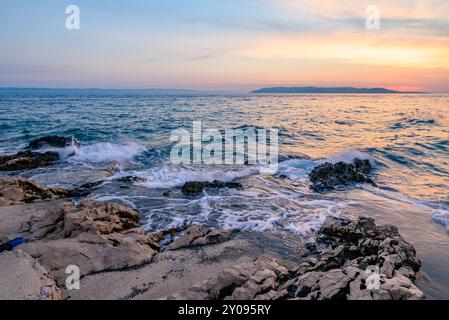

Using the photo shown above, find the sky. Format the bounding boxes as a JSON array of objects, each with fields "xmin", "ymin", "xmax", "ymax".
[{"xmin": 1, "ymin": 0, "xmax": 449, "ymax": 92}]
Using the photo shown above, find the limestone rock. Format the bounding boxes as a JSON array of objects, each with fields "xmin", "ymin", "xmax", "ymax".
[
  {"xmin": 0, "ymin": 177, "xmax": 89, "ymax": 206},
  {"xmin": 309, "ymin": 158, "xmax": 376, "ymax": 192},
  {"xmin": 167, "ymin": 225, "xmax": 233, "ymax": 250},
  {"xmin": 0, "ymin": 250, "xmax": 61, "ymax": 300},
  {"xmin": 170, "ymin": 216, "xmax": 424, "ymax": 300},
  {"xmin": 19, "ymin": 200, "xmax": 160, "ymax": 285}
]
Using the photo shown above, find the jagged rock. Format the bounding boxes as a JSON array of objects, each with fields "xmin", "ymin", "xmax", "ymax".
[
  {"xmin": 0, "ymin": 150, "xmax": 59, "ymax": 171},
  {"xmin": 0, "ymin": 250, "xmax": 61, "ymax": 300},
  {"xmin": 181, "ymin": 180, "xmax": 243, "ymax": 196},
  {"xmin": 0, "ymin": 177, "xmax": 89, "ymax": 206},
  {"xmin": 170, "ymin": 216, "xmax": 424, "ymax": 300},
  {"xmin": 169, "ymin": 259, "xmax": 288, "ymax": 300},
  {"xmin": 117, "ymin": 176, "xmax": 147, "ymax": 184},
  {"xmin": 18, "ymin": 200, "xmax": 160, "ymax": 284},
  {"xmin": 27, "ymin": 136, "xmax": 80, "ymax": 150},
  {"xmin": 309, "ymin": 158, "xmax": 376, "ymax": 192},
  {"xmin": 166, "ymin": 225, "xmax": 233, "ymax": 251}
]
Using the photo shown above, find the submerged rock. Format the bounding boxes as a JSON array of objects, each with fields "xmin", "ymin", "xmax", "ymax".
[
  {"xmin": 18, "ymin": 200, "xmax": 161, "ymax": 285},
  {"xmin": 0, "ymin": 150, "xmax": 60, "ymax": 171},
  {"xmin": 27, "ymin": 136, "xmax": 80, "ymax": 150},
  {"xmin": 309, "ymin": 158, "xmax": 376, "ymax": 192},
  {"xmin": 181, "ymin": 180, "xmax": 243, "ymax": 196},
  {"xmin": 171, "ymin": 216, "xmax": 424, "ymax": 300},
  {"xmin": 0, "ymin": 177, "xmax": 89, "ymax": 206}
]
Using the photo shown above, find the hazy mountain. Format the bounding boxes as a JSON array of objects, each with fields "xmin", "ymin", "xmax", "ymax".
[
  {"xmin": 251, "ymin": 86, "xmax": 422, "ymax": 94},
  {"xmin": 0, "ymin": 87, "xmax": 233, "ymax": 95}
]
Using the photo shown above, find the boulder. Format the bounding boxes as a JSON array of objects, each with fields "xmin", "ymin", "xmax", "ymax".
[
  {"xmin": 181, "ymin": 180, "xmax": 243, "ymax": 196},
  {"xmin": 0, "ymin": 250, "xmax": 61, "ymax": 300},
  {"xmin": 0, "ymin": 150, "xmax": 59, "ymax": 171},
  {"xmin": 309, "ymin": 158, "xmax": 376, "ymax": 192},
  {"xmin": 27, "ymin": 136, "xmax": 80, "ymax": 150},
  {"xmin": 18, "ymin": 200, "xmax": 160, "ymax": 285},
  {"xmin": 0, "ymin": 177, "xmax": 89, "ymax": 206}
]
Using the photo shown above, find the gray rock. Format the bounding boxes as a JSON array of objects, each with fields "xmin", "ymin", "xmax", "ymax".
[
  {"xmin": 18, "ymin": 200, "xmax": 160, "ymax": 285},
  {"xmin": 309, "ymin": 158, "xmax": 376, "ymax": 192},
  {"xmin": 0, "ymin": 250, "xmax": 61, "ymax": 300}
]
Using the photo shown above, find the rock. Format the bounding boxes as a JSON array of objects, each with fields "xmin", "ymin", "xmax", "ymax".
[
  {"xmin": 182, "ymin": 181, "xmax": 205, "ymax": 196},
  {"xmin": 309, "ymin": 158, "xmax": 376, "ymax": 192},
  {"xmin": 0, "ymin": 177, "xmax": 90, "ymax": 206},
  {"xmin": 181, "ymin": 180, "xmax": 243, "ymax": 196},
  {"xmin": 166, "ymin": 225, "xmax": 233, "ymax": 251},
  {"xmin": 171, "ymin": 216, "xmax": 424, "ymax": 300},
  {"xmin": 117, "ymin": 176, "xmax": 147, "ymax": 184},
  {"xmin": 170, "ymin": 259, "xmax": 288, "ymax": 300},
  {"xmin": 27, "ymin": 136, "xmax": 80, "ymax": 150},
  {"xmin": 18, "ymin": 200, "xmax": 160, "ymax": 285},
  {"xmin": 0, "ymin": 150, "xmax": 60, "ymax": 171},
  {"xmin": 0, "ymin": 250, "xmax": 61, "ymax": 300}
]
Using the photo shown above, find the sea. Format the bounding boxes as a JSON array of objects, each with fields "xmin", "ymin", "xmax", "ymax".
[{"xmin": 1, "ymin": 92, "xmax": 448, "ymax": 298}]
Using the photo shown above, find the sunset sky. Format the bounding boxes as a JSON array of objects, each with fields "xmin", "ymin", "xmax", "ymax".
[{"xmin": 1, "ymin": 0, "xmax": 449, "ymax": 92}]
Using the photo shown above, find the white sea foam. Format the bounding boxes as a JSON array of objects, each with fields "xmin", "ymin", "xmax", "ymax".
[
  {"xmin": 55, "ymin": 142, "xmax": 146, "ymax": 163},
  {"xmin": 130, "ymin": 165, "xmax": 254, "ymax": 189},
  {"xmin": 276, "ymin": 151, "xmax": 375, "ymax": 180},
  {"xmin": 324, "ymin": 151, "xmax": 376, "ymax": 166},
  {"xmin": 277, "ymin": 159, "xmax": 317, "ymax": 179}
]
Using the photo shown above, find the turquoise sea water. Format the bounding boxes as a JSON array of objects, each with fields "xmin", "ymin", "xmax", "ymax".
[{"xmin": 1, "ymin": 93, "xmax": 448, "ymax": 297}]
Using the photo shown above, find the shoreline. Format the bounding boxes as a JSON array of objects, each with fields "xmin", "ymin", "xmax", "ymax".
[{"xmin": 0, "ymin": 176, "xmax": 433, "ymax": 300}]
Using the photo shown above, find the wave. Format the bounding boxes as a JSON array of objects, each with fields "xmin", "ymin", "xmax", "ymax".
[
  {"xmin": 277, "ymin": 150, "xmax": 375, "ymax": 179},
  {"xmin": 50, "ymin": 142, "xmax": 146, "ymax": 163},
  {"xmin": 115, "ymin": 165, "xmax": 254, "ymax": 189}
]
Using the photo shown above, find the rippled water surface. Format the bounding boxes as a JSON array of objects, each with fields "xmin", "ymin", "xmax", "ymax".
[{"xmin": 1, "ymin": 93, "xmax": 448, "ymax": 297}]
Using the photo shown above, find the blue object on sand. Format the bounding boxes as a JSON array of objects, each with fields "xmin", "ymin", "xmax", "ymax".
[{"xmin": 0, "ymin": 237, "xmax": 27, "ymax": 253}]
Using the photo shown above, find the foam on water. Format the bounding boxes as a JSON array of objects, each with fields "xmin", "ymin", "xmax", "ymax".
[
  {"xmin": 57, "ymin": 142, "xmax": 146, "ymax": 163},
  {"xmin": 276, "ymin": 151, "xmax": 375, "ymax": 180},
  {"xmin": 126, "ymin": 165, "xmax": 255, "ymax": 189},
  {"xmin": 324, "ymin": 151, "xmax": 376, "ymax": 166}
]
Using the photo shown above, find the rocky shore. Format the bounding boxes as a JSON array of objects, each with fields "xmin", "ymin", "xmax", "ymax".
[{"xmin": 0, "ymin": 176, "xmax": 426, "ymax": 300}]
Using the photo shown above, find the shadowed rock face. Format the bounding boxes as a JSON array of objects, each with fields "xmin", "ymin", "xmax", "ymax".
[
  {"xmin": 309, "ymin": 158, "xmax": 376, "ymax": 192},
  {"xmin": 181, "ymin": 180, "xmax": 243, "ymax": 196},
  {"xmin": 0, "ymin": 151, "xmax": 59, "ymax": 171},
  {"xmin": 170, "ymin": 216, "xmax": 424, "ymax": 300},
  {"xmin": 27, "ymin": 136, "xmax": 80, "ymax": 150}
]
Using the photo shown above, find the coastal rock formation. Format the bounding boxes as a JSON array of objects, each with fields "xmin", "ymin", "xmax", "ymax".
[
  {"xmin": 170, "ymin": 216, "xmax": 424, "ymax": 300},
  {"xmin": 182, "ymin": 180, "xmax": 243, "ymax": 196},
  {"xmin": 18, "ymin": 200, "xmax": 160, "ymax": 284},
  {"xmin": 0, "ymin": 250, "xmax": 61, "ymax": 300},
  {"xmin": 166, "ymin": 225, "xmax": 233, "ymax": 251},
  {"xmin": 0, "ymin": 177, "xmax": 89, "ymax": 206},
  {"xmin": 0, "ymin": 150, "xmax": 59, "ymax": 171},
  {"xmin": 27, "ymin": 136, "xmax": 80, "ymax": 150},
  {"xmin": 0, "ymin": 136, "xmax": 79, "ymax": 171},
  {"xmin": 309, "ymin": 158, "xmax": 376, "ymax": 192}
]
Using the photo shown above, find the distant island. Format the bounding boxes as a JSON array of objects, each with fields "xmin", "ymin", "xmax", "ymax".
[{"xmin": 251, "ymin": 86, "xmax": 423, "ymax": 94}]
